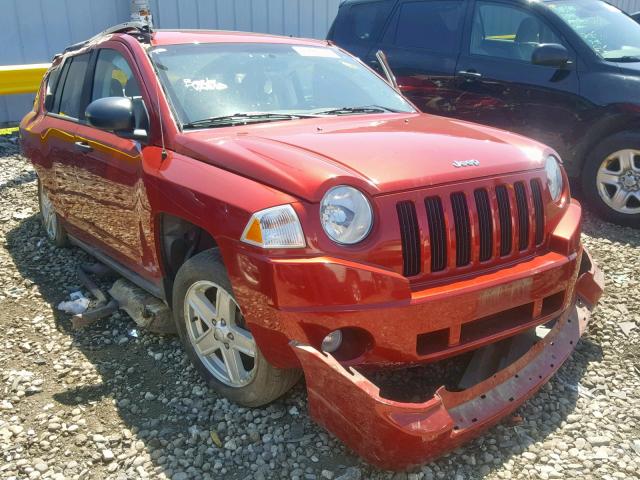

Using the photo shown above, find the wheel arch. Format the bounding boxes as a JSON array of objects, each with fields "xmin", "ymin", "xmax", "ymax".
[
  {"xmin": 570, "ymin": 109, "xmax": 640, "ymax": 178},
  {"xmin": 157, "ymin": 213, "xmax": 220, "ymax": 305}
]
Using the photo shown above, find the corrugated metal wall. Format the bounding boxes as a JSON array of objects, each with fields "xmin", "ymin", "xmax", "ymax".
[
  {"xmin": 1, "ymin": 0, "xmax": 639, "ymax": 123},
  {"xmin": 613, "ymin": 0, "xmax": 640, "ymax": 13},
  {"xmin": 152, "ymin": 0, "xmax": 341, "ymax": 38},
  {"xmin": 0, "ymin": 0, "xmax": 131, "ymax": 123}
]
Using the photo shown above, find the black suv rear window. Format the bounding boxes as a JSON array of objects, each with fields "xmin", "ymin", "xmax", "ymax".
[
  {"xmin": 332, "ymin": 1, "xmax": 393, "ymax": 45},
  {"xmin": 386, "ymin": 0, "xmax": 465, "ymax": 53}
]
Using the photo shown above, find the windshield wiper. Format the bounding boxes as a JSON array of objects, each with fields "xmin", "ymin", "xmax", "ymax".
[
  {"xmin": 604, "ymin": 55, "xmax": 640, "ymax": 62},
  {"xmin": 315, "ymin": 105, "xmax": 401, "ymax": 115},
  {"xmin": 182, "ymin": 112, "xmax": 318, "ymax": 129}
]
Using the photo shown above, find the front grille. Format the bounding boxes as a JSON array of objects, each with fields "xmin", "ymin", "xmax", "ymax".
[{"xmin": 396, "ymin": 177, "xmax": 547, "ymax": 277}]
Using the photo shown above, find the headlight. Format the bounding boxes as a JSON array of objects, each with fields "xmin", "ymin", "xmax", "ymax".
[
  {"xmin": 320, "ymin": 186, "xmax": 373, "ymax": 244},
  {"xmin": 545, "ymin": 155, "xmax": 564, "ymax": 202},
  {"xmin": 241, "ymin": 204, "xmax": 305, "ymax": 248}
]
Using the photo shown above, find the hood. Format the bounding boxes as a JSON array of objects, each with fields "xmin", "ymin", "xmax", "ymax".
[{"xmin": 175, "ymin": 113, "xmax": 550, "ymax": 202}]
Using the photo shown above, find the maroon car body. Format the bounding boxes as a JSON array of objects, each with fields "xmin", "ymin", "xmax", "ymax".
[{"xmin": 20, "ymin": 26, "xmax": 603, "ymax": 470}]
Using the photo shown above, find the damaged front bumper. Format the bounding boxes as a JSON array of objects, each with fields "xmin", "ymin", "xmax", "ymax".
[{"xmin": 293, "ymin": 250, "xmax": 603, "ymax": 470}]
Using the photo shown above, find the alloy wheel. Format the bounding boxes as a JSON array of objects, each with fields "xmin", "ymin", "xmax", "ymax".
[
  {"xmin": 184, "ymin": 280, "xmax": 257, "ymax": 387},
  {"xmin": 596, "ymin": 149, "xmax": 640, "ymax": 215}
]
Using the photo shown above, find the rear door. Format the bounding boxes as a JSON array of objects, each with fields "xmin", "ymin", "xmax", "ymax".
[
  {"xmin": 43, "ymin": 53, "xmax": 92, "ymax": 230},
  {"xmin": 453, "ymin": 0, "xmax": 583, "ymax": 158},
  {"xmin": 73, "ymin": 44, "xmax": 156, "ymax": 279},
  {"xmin": 367, "ymin": 0, "xmax": 469, "ymax": 114}
]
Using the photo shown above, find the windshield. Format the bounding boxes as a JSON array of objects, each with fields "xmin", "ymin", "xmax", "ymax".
[
  {"xmin": 548, "ymin": 0, "xmax": 640, "ymax": 61},
  {"xmin": 149, "ymin": 43, "xmax": 414, "ymax": 127}
]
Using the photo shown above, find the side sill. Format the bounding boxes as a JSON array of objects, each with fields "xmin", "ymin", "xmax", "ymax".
[{"xmin": 68, "ymin": 234, "xmax": 166, "ymax": 301}]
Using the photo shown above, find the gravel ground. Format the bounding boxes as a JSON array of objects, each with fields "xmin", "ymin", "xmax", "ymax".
[{"xmin": 0, "ymin": 132, "xmax": 639, "ymax": 480}]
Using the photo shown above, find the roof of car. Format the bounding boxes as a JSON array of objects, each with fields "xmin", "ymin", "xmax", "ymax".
[
  {"xmin": 63, "ymin": 23, "xmax": 329, "ymax": 56},
  {"xmin": 149, "ymin": 29, "xmax": 328, "ymax": 47}
]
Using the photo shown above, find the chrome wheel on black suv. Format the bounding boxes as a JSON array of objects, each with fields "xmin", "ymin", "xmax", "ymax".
[
  {"xmin": 596, "ymin": 149, "xmax": 640, "ymax": 214},
  {"xmin": 172, "ymin": 249, "xmax": 301, "ymax": 407},
  {"xmin": 583, "ymin": 132, "xmax": 640, "ymax": 228}
]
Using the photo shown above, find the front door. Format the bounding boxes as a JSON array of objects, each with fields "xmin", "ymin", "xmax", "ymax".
[
  {"xmin": 73, "ymin": 45, "xmax": 157, "ymax": 280},
  {"xmin": 368, "ymin": 0, "xmax": 469, "ymax": 116},
  {"xmin": 453, "ymin": 0, "xmax": 584, "ymax": 160}
]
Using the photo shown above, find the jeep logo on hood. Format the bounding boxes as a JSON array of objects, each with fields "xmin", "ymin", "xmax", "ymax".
[{"xmin": 453, "ymin": 159, "xmax": 480, "ymax": 168}]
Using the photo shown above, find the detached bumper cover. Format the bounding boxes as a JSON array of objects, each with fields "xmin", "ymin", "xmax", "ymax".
[{"xmin": 293, "ymin": 250, "xmax": 603, "ymax": 470}]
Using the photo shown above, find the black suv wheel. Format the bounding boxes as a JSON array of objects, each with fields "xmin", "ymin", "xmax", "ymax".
[{"xmin": 582, "ymin": 131, "xmax": 640, "ymax": 227}]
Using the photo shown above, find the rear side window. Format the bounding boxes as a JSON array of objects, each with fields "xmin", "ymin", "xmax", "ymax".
[
  {"xmin": 46, "ymin": 67, "xmax": 61, "ymax": 100},
  {"xmin": 471, "ymin": 2, "xmax": 563, "ymax": 61},
  {"xmin": 49, "ymin": 62, "xmax": 70, "ymax": 113},
  {"xmin": 332, "ymin": 1, "xmax": 392, "ymax": 45},
  {"xmin": 384, "ymin": 0, "xmax": 465, "ymax": 53},
  {"xmin": 55, "ymin": 53, "xmax": 91, "ymax": 119},
  {"xmin": 42, "ymin": 66, "xmax": 62, "ymax": 112}
]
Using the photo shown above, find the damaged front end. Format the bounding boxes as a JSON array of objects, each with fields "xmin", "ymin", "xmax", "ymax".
[{"xmin": 292, "ymin": 250, "xmax": 604, "ymax": 471}]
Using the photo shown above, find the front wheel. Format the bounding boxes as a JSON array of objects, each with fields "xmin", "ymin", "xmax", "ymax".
[
  {"xmin": 582, "ymin": 132, "xmax": 640, "ymax": 228},
  {"xmin": 172, "ymin": 249, "xmax": 301, "ymax": 407}
]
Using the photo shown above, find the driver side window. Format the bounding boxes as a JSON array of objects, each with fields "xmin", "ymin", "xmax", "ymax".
[
  {"xmin": 91, "ymin": 49, "xmax": 149, "ymax": 131},
  {"xmin": 471, "ymin": 2, "xmax": 563, "ymax": 62}
]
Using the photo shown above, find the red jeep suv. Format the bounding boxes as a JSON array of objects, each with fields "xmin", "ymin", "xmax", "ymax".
[{"xmin": 20, "ymin": 24, "xmax": 603, "ymax": 469}]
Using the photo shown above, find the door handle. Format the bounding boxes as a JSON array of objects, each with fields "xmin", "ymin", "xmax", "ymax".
[
  {"xmin": 74, "ymin": 141, "xmax": 93, "ymax": 153},
  {"xmin": 458, "ymin": 70, "xmax": 483, "ymax": 79}
]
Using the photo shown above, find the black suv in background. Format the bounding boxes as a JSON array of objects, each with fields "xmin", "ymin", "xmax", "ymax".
[{"xmin": 329, "ymin": 0, "xmax": 640, "ymax": 227}]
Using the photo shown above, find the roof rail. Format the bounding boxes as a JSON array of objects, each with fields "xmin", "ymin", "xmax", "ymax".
[{"xmin": 64, "ymin": 22, "xmax": 152, "ymax": 53}]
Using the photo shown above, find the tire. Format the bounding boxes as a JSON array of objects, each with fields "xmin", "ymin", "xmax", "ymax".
[
  {"xmin": 172, "ymin": 249, "xmax": 301, "ymax": 407},
  {"xmin": 581, "ymin": 131, "xmax": 640, "ymax": 228},
  {"xmin": 38, "ymin": 178, "xmax": 69, "ymax": 247}
]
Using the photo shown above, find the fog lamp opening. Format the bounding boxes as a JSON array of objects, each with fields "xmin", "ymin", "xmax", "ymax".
[{"xmin": 321, "ymin": 330, "xmax": 343, "ymax": 353}]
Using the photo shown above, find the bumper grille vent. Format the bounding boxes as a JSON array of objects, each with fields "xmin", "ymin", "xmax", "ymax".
[
  {"xmin": 396, "ymin": 201, "xmax": 421, "ymax": 277},
  {"xmin": 450, "ymin": 192, "xmax": 471, "ymax": 267},
  {"xmin": 495, "ymin": 185, "xmax": 513, "ymax": 257},
  {"xmin": 425, "ymin": 196, "xmax": 447, "ymax": 272},
  {"xmin": 514, "ymin": 181, "xmax": 530, "ymax": 251},
  {"xmin": 474, "ymin": 188, "xmax": 493, "ymax": 262},
  {"xmin": 531, "ymin": 179, "xmax": 545, "ymax": 245}
]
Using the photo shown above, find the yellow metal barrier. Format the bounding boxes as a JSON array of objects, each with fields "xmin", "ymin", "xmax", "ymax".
[{"xmin": 0, "ymin": 63, "xmax": 51, "ymax": 95}]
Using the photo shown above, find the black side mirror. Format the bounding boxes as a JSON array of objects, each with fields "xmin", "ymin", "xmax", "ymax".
[
  {"xmin": 532, "ymin": 43, "xmax": 570, "ymax": 68},
  {"xmin": 85, "ymin": 97, "xmax": 147, "ymax": 141}
]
